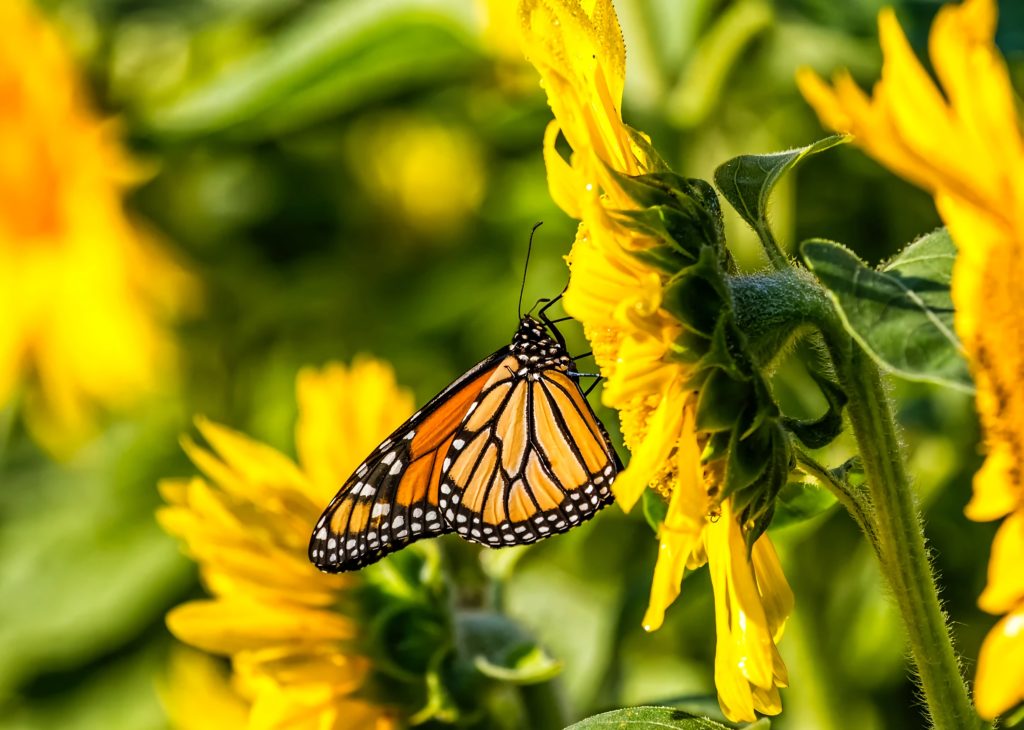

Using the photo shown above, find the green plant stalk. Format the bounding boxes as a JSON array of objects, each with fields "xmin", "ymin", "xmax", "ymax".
[{"xmin": 828, "ymin": 339, "xmax": 984, "ymax": 730}]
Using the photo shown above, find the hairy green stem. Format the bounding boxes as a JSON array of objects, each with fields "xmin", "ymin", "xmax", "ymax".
[{"xmin": 828, "ymin": 338, "xmax": 984, "ymax": 730}]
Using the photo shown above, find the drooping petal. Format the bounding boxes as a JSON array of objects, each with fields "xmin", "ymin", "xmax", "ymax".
[
  {"xmin": 643, "ymin": 406, "xmax": 709, "ymax": 631},
  {"xmin": 610, "ymin": 380, "xmax": 686, "ymax": 511}
]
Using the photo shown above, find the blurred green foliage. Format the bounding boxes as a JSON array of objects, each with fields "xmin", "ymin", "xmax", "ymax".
[{"xmin": 1, "ymin": 0, "xmax": 1020, "ymax": 728}]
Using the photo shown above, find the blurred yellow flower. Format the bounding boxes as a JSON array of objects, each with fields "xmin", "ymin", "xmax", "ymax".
[
  {"xmin": 520, "ymin": 0, "xmax": 791, "ymax": 721},
  {"xmin": 159, "ymin": 359, "xmax": 412, "ymax": 730},
  {"xmin": 479, "ymin": 0, "xmax": 527, "ymax": 63},
  {"xmin": 347, "ymin": 115, "xmax": 486, "ymax": 238},
  {"xmin": 0, "ymin": 0, "xmax": 192, "ymax": 454},
  {"xmin": 798, "ymin": 0, "xmax": 1024, "ymax": 717},
  {"xmin": 161, "ymin": 647, "xmax": 250, "ymax": 730}
]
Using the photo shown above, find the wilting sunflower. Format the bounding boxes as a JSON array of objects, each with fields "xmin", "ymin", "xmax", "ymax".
[
  {"xmin": 0, "ymin": 0, "xmax": 192, "ymax": 455},
  {"xmin": 519, "ymin": 0, "xmax": 792, "ymax": 721},
  {"xmin": 798, "ymin": 0, "xmax": 1024, "ymax": 718},
  {"xmin": 159, "ymin": 359, "xmax": 411, "ymax": 730}
]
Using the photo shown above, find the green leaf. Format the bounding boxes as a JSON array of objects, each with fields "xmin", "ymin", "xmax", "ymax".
[
  {"xmin": 781, "ymin": 368, "xmax": 847, "ymax": 449},
  {"xmin": 642, "ymin": 488, "xmax": 669, "ymax": 533},
  {"xmin": 565, "ymin": 706, "xmax": 762, "ymax": 729},
  {"xmin": 473, "ymin": 645, "xmax": 562, "ymax": 684},
  {"xmin": 455, "ymin": 611, "xmax": 562, "ymax": 685},
  {"xmin": 714, "ymin": 136, "xmax": 848, "ymax": 260},
  {"xmin": 802, "ymin": 230, "xmax": 973, "ymax": 392},
  {"xmin": 769, "ymin": 480, "xmax": 838, "ymax": 530},
  {"xmin": 145, "ymin": 0, "xmax": 479, "ymax": 138}
]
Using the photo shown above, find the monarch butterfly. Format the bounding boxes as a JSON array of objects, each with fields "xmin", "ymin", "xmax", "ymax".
[{"xmin": 308, "ymin": 308, "xmax": 621, "ymax": 573}]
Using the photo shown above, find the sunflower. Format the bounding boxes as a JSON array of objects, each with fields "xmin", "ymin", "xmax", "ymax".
[
  {"xmin": 798, "ymin": 0, "xmax": 1024, "ymax": 718},
  {"xmin": 159, "ymin": 359, "xmax": 411, "ymax": 730},
  {"xmin": 519, "ymin": 0, "xmax": 792, "ymax": 721},
  {"xmin": 0, "ymin": 0, "xmax": 192, "ymax": 455}
]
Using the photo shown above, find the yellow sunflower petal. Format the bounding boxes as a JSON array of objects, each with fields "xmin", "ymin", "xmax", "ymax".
[
  {"xmin": 643, "ymin": 407, "xmax": 709, "ymax": 631},
  {"xmin": 979, "ymin": 510, "xmax": 1024, "ymax": 615},
  {"xmin": 610, "ymin": 381, "xmax": 686, "ymax": 511},
  {"xmin": 167, "ymin": 600, "xmax": 356, "ymax": 656},
  {"xmin": 965, "ymin": 443, "xmax": 1021, "ymax": 522},
  {"xmin": 160, "ymin": 647, "xmax": 250, "ymax": 730},
  {"xmin": 974, "ymin": 604, "xmax": 1024, "ymax": 719}
]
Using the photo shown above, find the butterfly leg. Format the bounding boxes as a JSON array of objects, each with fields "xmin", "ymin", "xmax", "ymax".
[{"xmin": 538, "ymin": 290, "xmax": 569, "ymax": 349}]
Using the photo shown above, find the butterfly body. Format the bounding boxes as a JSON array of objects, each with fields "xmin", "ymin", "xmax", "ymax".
[{"xmin": 309, "ymin": 316, "xmax": 619, "ymax": 573}]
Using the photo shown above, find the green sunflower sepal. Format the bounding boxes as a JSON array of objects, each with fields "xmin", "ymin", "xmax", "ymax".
[{"xmin": 613, "ymin": 169, "xmax": 795, "ymax": 548}]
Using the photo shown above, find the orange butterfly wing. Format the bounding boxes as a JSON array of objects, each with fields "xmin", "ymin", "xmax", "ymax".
[
  {"xmin": 437, "ymin": 356, "xmax": 618, "ymax": 546},
  {"xmin": 309, "ymin": 350, "xmax": 505, "ymax": 572},
  {"xmin": 309, "ymin": 315, "xmax": 621, "ymax": 572}
]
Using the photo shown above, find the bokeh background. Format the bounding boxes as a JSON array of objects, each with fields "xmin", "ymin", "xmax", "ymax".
[{"xmin": 2, "ymin": 0, "xmax": 1023, "ymax": 728}]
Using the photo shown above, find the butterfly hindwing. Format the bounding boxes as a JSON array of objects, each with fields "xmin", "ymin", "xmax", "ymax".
[
  {"xmin": 436, "ymin": 331, "xmax": 617, "ymax": 547},
  {"xmin": 309, "ymin": 348, "xmax": 507, "ymax": 572}
]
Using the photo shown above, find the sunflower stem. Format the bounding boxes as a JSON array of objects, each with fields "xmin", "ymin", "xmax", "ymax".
[{"xmin": 827, "ymin": 336, "xmax": 985, "ymax": 730}]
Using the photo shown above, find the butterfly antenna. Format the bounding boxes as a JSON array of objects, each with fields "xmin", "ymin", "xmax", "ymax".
[{"xmin": 518, "ymin": 222, "xmax": 544, "ymax": 320}]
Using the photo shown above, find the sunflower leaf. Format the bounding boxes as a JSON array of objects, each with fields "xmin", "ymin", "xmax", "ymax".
[
  {"xmin": 642, "ymin": 488, "xmax": 669, "ymax": 533},
  {"xmin": 565, "ymin": 705, "xmax": 764, "ymax": 729},
  {"xmin": 714, "ymin": 135, "xmax": 848, "ymax": 257},
  {"xmin": 769, "ymin": 480, "xmax": 838, "ymax": 530},
  {"xmin": 145, "ymin": 0, "xmax": 479, "ymax": 138},
  {"xmin": 802, "ymin": 230, "xmax": 973, "ymax": 392}
]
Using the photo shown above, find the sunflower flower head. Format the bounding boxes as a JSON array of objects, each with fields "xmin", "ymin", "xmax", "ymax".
[
  {"xmin": 520, "ymin": 0, "xmax": 795, "ymax": 721},
  {"xmin": 161, "ymin": 358, "xmax": 568, "ymax": 728},
  {"xmin": 798, "ymin": 0, "xmax": 1024, "ymax": 718},
  {"xmin": 159, "ymin": 359, "xmax": 412, "ymax": 729},
  {"xmin": 0, "ymin": 0, "xmax": 193, "ymax": 455}
]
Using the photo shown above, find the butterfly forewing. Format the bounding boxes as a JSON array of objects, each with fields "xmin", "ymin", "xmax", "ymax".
[
  {"xmin": 436, "ymin": 322, "xmax": 617, "ymax": 546},
  {"xmin": 309, "ymin": 349, "xmax": 507, "ymax": 572}
]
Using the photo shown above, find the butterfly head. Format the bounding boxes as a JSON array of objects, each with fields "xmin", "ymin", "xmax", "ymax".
[{"xmin": 513, "ymin": 316, "xmax": 571, "ymax": 371}]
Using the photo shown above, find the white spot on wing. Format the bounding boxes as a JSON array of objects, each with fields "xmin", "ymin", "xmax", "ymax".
[{"xmin": 316, "ymin": 527, "xmax": 327, "ymax": 540}]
